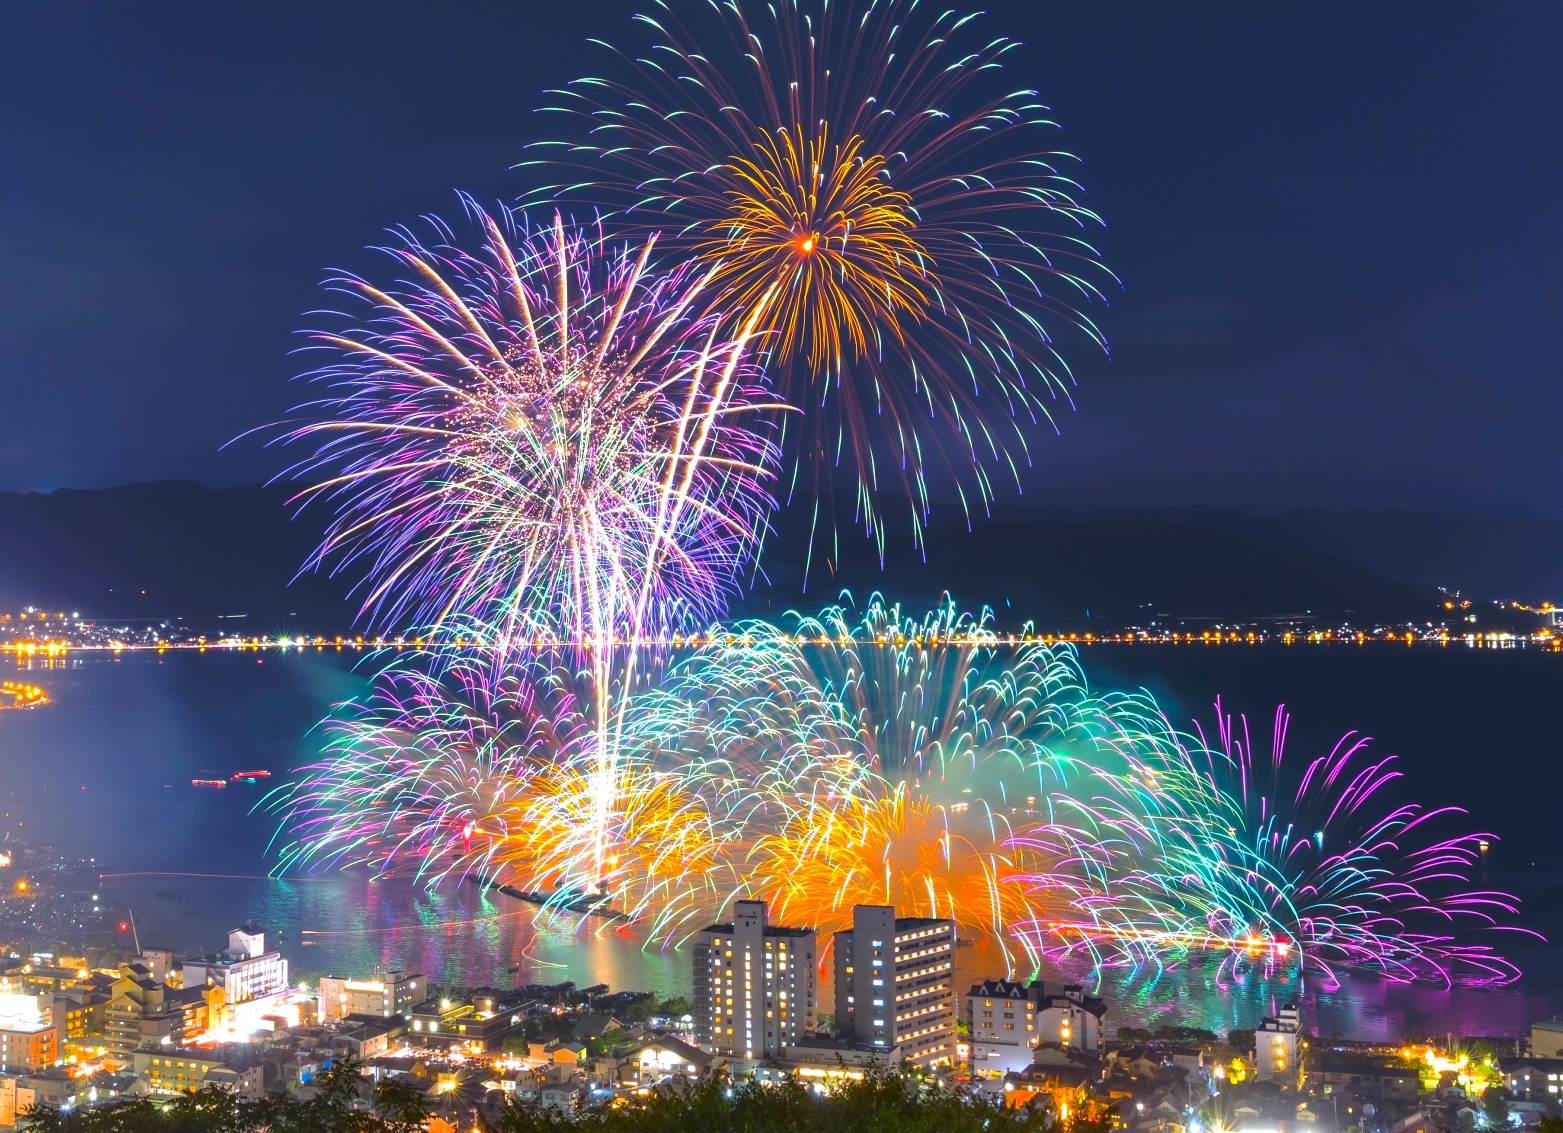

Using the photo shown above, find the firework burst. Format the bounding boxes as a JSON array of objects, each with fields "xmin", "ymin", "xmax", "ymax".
[
  {"xmin": 534, "ymin": 0, "xmax": 1117, "ymax": 549},
  {"xmin": 280, "ymin": 197, "xmax": 778, "ymax": 651},
  {"xmin": 275, "ymin": 199, "xmax": 787, "ymax": 883},
  {"xmin": 1043, "ymin": 701, "xmax": 1529, "ymax": 986},
  {"xmin": 270, "ymin": 653, "xmax": 750, "ymax": 931},
  {"xmin": 642, "ymin": 597, "xmax": 1186, "ymax": 969}
]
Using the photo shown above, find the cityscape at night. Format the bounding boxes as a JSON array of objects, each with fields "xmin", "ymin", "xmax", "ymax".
[{"xmin": 2, "ymin": 2, "xmax": 1562, "ymax": 1132}]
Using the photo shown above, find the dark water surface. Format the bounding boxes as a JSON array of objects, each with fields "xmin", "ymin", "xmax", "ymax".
[{"xmin": 3, "ymin": 643, "xmax": 1560, "ymax": 1039}]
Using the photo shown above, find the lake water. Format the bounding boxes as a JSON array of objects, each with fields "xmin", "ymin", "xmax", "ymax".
[{"xmin": 3, "ymin": 644, "xmax": 1561, "ymax": 1040}]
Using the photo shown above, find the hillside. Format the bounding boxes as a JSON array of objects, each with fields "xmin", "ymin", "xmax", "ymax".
[
  {"xmin": 0, "ymin": 481, "xmax": 353, "ymax": 629},
  {"xmin": 738, "ymin": 510, "xmax": 1448, "ymax": 630},
  {"xmin": 0, "ymin": 482, "xmax": 1521, "ymax": 633}
]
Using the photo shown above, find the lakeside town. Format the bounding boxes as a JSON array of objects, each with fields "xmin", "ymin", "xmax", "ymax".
[
  {"xmin": 1, "ymin": 860, "xmax": 1556, "ymax": 1133},
  {"xmin": 3, "ymin": 601, "xmax": 1562, "ymax": 660}
]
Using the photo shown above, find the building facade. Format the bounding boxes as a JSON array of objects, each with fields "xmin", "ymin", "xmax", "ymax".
[
  {"xmin": 0, "ymin": 1022, "xmax": 56, "ymax": 1074},
  {"xmin": 833, "ymin": 905, "xmax": 955, "ymax": 1067},
  {"xmin": 1034, "ymin": 985, "xmax": 1107, "ymax": 1056},
  {"xmin": 318, "ymin": 972, "xmax": 425, "ymax": 1022},
  {"xmin": 966, "ymin": 979, "xmax": 1047, "ymax": 1072},
  {"xmin": 693, "ymin": 899, "xmax": 817, "ymax": 1059},
  {"xmin": 133, "ymin": 1048, "xmax": 230, "ymax": 1097},
  {"xmin": 1501, "ymin": 1057, "xmax": 1563, "ymax": 1102},
  {"xmin": 0, "ymin": 993, "xmax": 59, "ymax": 1074},
  {"xmin": 1532, "ymin": 1020, "xmax": 1563, "ymax": 1060},
  {"xmin": 1255, "ymin": 1003, "xmax": 1302, "ymax": 1083},
  {"xmin": 181, "ymin": 926, "xmax": 288, "ymax": 1006}
]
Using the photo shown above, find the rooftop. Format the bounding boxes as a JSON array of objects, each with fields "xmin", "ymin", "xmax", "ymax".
[
  {"xmin": 968, "ymin": 978, "xmax": 1043, "ymax": 999},
  {"xmin": 893, "ymin": 917, "xmax": 951, "ymax": 932},
  {"xmin": 700, "ymin": 922, "xmax": 814, "ymax": 937}
]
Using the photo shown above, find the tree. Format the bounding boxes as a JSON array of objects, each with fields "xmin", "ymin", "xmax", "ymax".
[
  {"xmin": 18, "ymin": 1058, "xmax": 428, "ymax": 1133},
  {"xmin": 1482, "ymin": 1087, "xmax": 1510, "ymax": 1128},
  {"xmin": 1153, "ymin": 1025, "xmax": 1218, "ymax": 1045},
  {"xmin": 21, "ymin": 1062, "xmax": 1111, "ymax": 1133},
  {"xmin": 656, "ymin": 997, "xmax": 691, "ymax": 1018},
  {"xmin": 488, "ymin": 1067, "xmax": 1113, "ymax": 1133}
]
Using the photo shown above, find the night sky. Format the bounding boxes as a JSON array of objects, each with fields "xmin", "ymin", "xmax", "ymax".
[{"xmin": 2, "ymin": 2, "xmax": 1559, "ymax": 516}]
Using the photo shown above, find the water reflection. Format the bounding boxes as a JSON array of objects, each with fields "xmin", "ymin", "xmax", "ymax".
[{"xmin": 100, "ymin": 874, "xmax": 1553, "ymax": 1039}]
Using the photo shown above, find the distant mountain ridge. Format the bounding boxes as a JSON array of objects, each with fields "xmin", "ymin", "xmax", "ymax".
[
  {"xmin": 0, "ymin": 481, "xmax": 352, "ymax": 629},
  {"xmin": 738, "ymin": 508, "xmax": 1449, "ymax": 629},
  {"xmin": 1034, "ymin": 506, "xmax": 1563, "ymax": 603},
  {"xmin": 0, "ymin": 481, "xmax": 1547, "ymax": 632}
]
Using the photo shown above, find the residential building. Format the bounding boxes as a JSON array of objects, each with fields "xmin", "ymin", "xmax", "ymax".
[
  {"xmin": 529, "ymin": 1039, "xmax": 587, "ymax": 1066},
  {"xmin": 1004, "ymin": 1062, "xmax": 1108, "ymax": 1121},
  {"xmin": 1034, "ymin": 985, "xmax": 1107, "ymax": 1056},
  {"xmin": 0, "ymin": 993, "xmax": 58, "ymax": 1074},
  {"xmin": 1500, "ymin": 1057, "xmax": 1563, "ymax": 1101},
  {"xmin": 103, "ymin": 971, "xmax": 170, "ymax": 1066},
  {"xmin": 318, "ymin": 972, "xmax": 425, "ymax": 1023},
  {"xmin": 1255, "ymin": 1004, "xmax": 1302, "ymax": 1083},
  {"xmin": 333, "ymin": 1015, "xmax": 404, "ymax": 1059},
  {"xmin": 833, "ymin": 905, "xmax": 954, "ymax": 1067},
  {"xmin": 0, "ymin": 1022, "xmax": 56, "ymax": 1074},
  {"xmin": 693, "ymin": 899, "xmax": 818, "ymax": 1060},
  {"xmin": 136, "ymin": 951, "xmax": 175, "ymax": 986},
  {"xmin": 0, "ymin": 1074, "xmax": 35, "ymax": 1127},
  {"xmin": 1532, "ymin": 1020, "xmax": 1563, "ymax": 1060},
  {"xmin": 1309, "ymin": 1058, "xmax": 1419, "ymax": 1101},
  {"xmin": 966, "ymin": 979, "xmax": 1047, "ymax": 1072},
  {"xmin": 405, "ymin": 993, "xmax": 523, "ymax": 1051},
  {"xmin": 964, "ymin": 979, "xmax": 1106, "ymax": 1071},
  {"xmin": 59, "ymin": 988, "xmax": 110, "ymax": 1043},
  {"xmin": 614, "ymin": 1035, "xmax": 712, "ymax": 1086},
  {"xmin": 768, "ymin": 1036, "xmax": 905, "ymax": 1083},
  {"xmin": 132, "ymin": 1048, "xmax": 231, "ymax": 1097},
  {"xmin": 182, "ymin": 926, "xmax": 288, "ymax": 1006}
]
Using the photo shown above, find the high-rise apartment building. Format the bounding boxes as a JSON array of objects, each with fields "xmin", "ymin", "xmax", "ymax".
[
  {"xmin": 832, "ymin": 905, "xmax": 955, "ymax": 1067},
  {"xmin": 692, "ymin": 900, "xmax": 817, "ymax": 1059}
]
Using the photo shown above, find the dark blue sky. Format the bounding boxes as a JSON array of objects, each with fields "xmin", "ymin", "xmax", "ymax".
[{"xmin": 2, "ymin": 2, "xmax": 1559, "ymax": 515}]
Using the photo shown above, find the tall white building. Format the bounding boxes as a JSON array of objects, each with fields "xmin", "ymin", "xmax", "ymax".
[
  {"xmin": 692, "ymin": 900, "xmax": 817, "ymax": 1059},
  {"xmin": 833, "ymin": 905, "xmax": 955, "ymax": 1067},
  {"xmin": 1256, "ymin": 1003, "xmax": 1302, "ymax": 1083},
  {"xmin": 181, "ymin": 926, "xmax": 288, "ymax": 1005}
]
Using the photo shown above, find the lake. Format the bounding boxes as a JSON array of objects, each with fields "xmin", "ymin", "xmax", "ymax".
[{"xmin": 3, "ymin": 643, "xmax": 1561, "ymax": 1040}]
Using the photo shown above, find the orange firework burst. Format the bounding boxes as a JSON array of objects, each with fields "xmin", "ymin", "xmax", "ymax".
[
  {"xmin": 535, "ymin": 0, "xmax": 1117, "ymax": 552},
  {"xmin": 699, "ymin": 124, "xmax": 931, "ymax": 375}
]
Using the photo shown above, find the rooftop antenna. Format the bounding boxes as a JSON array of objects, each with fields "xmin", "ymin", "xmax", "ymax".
[{"xmin": 128, "ymin": 907, "xmax": 142, "ymax": 954}]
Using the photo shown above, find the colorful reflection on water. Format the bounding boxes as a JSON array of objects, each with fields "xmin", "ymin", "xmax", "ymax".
[{"xmin": 101, "ymin": 874, "xmax": 1554, "ymax": 1040}]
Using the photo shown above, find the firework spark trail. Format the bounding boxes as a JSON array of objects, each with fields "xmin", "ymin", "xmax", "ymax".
[
  {"xmin": 637, "ymin": 596, "xmax": 1193, "ymax": 968},
  {"xmin": 271, "ymin": 599, "xmax": 1529, "ymax": 984},
  {"xmin": 531, "ymin": 0, "xmax": 1118, "ymax": 555},
  {"xmin": 274, "ymin": 200, "xmax": 779, "ymax": 887},
  {"xmin": 268, "ymin": 651, "xmax": 752, "ymax": 930},
  {"xmin": 267, "ymin": 656, "xmax": 588, "ymax": 887},
  {"xmin": 1027, "ymin": 699, "xmax": 1531, "ymax": 986}
]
